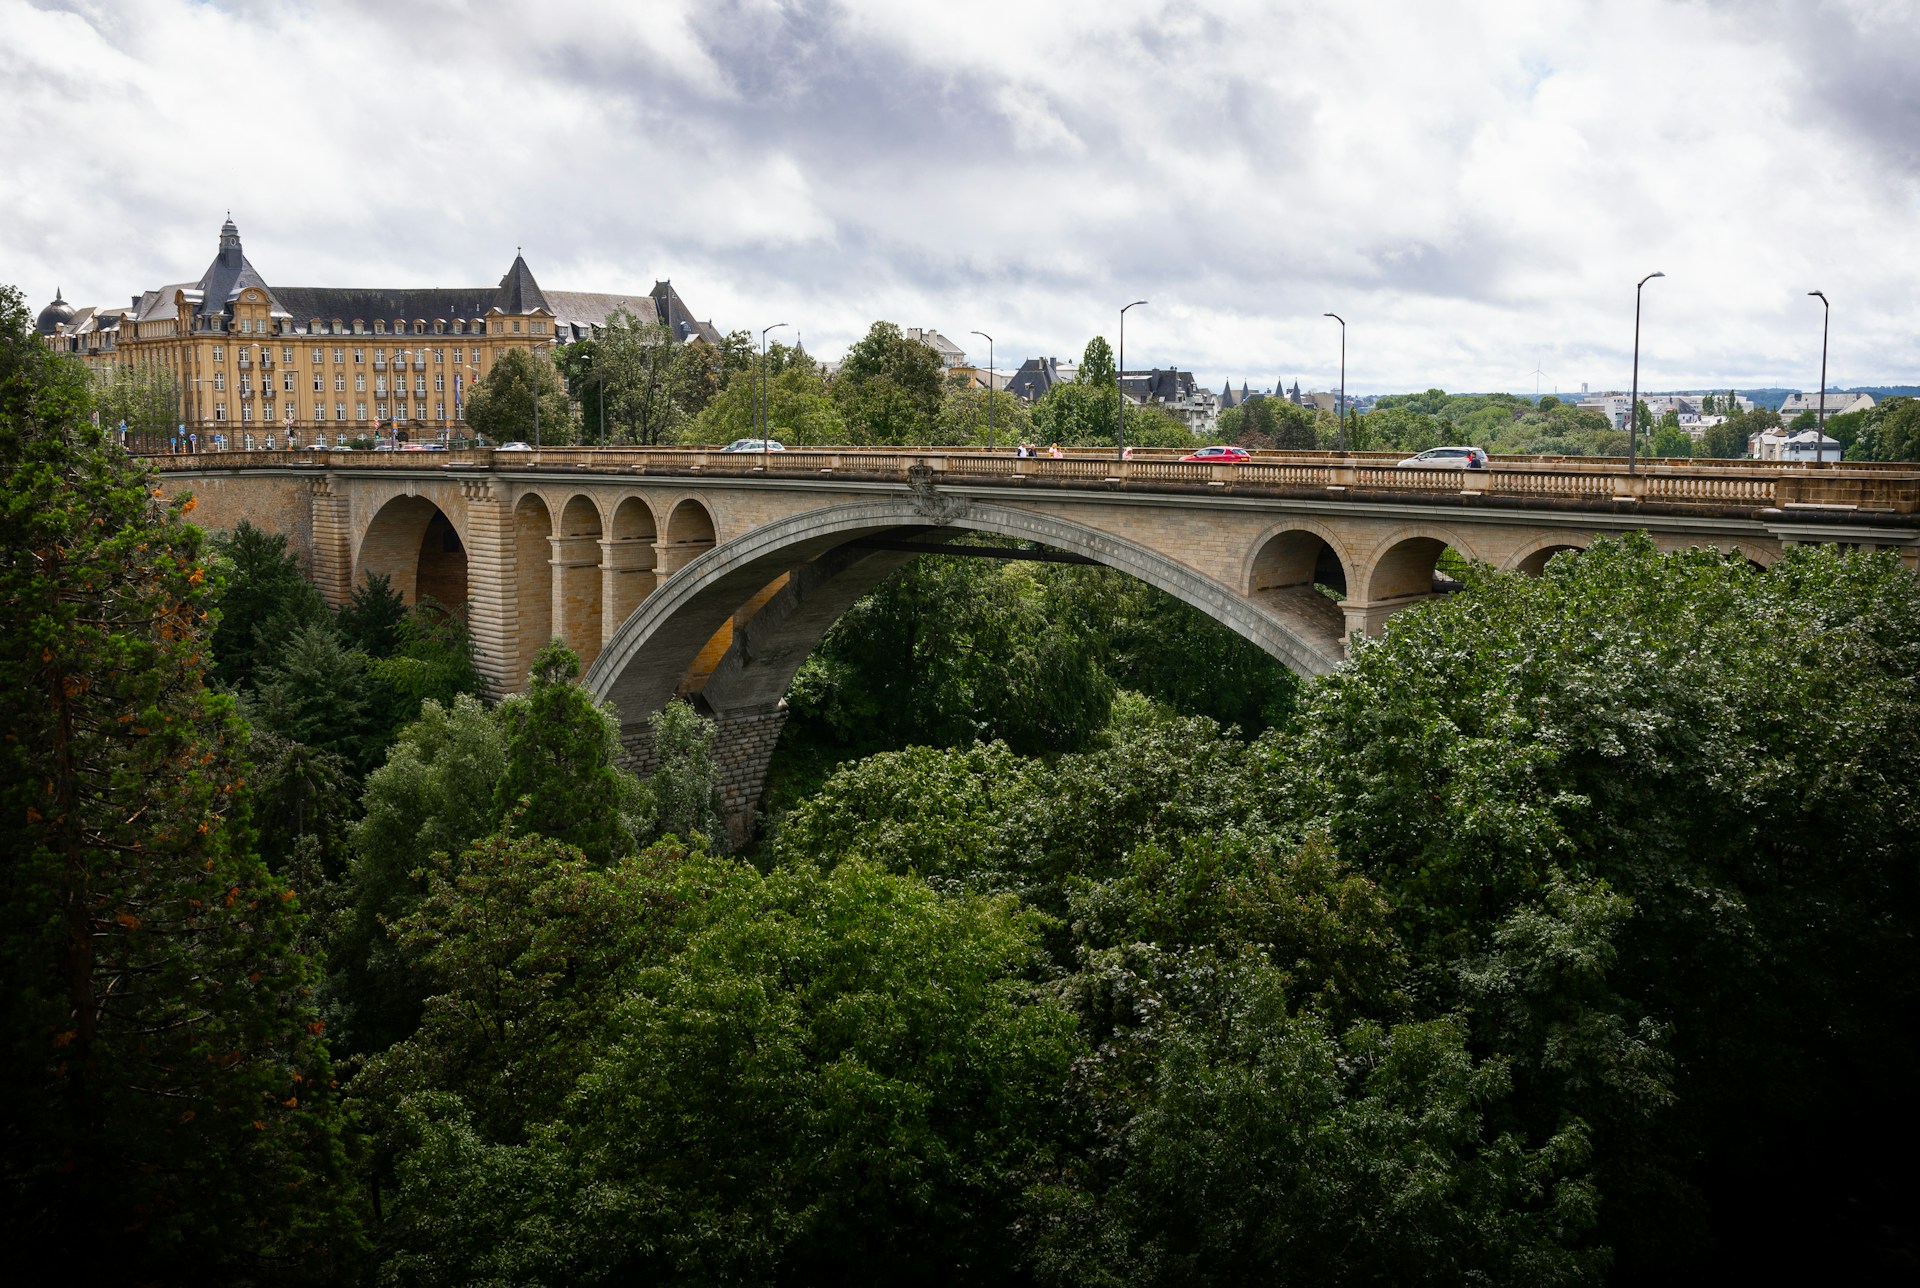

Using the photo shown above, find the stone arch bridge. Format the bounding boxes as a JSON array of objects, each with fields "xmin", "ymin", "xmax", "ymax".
[{"xmin": 154, "ymin": 447, "xmax": 1920, "ymax": 842}]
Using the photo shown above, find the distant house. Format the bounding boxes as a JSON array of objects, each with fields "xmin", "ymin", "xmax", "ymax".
[
  {"xmin": 1006, "ymin": 357, "xmax": 1078, "ymax": 403},
  {"xmin": 1752, "ymin": 427, "xmax": 1843, "ymax": 462},
  {"xmin": 1777, "ymin": 391, "xmax": 1875, "ymax": 426},
  {"xmin": 1125, "ymin": 369, "xmax": 1216, "ymax": 435},
  {"xmin": 905, "ymin": 327, "xmax": 969, "ymax": 370}
]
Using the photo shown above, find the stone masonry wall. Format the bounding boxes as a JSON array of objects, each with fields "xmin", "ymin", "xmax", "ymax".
[{"xmin": 617, "ymin": 701, "xmax": 790, "ymax": 850}]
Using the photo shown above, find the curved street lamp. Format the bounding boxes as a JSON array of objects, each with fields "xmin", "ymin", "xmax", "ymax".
[
  {"xmin": 1117, "ymin": 300, "xmax": 1148, "ymax": 458},
  {"xmin": 1809, "ymin": 290, "xmax": 1830, "ymax": 464},
  {"xmin": 1627, "ymin": 271, "xmax": 1664, "ymax": 473},
  {"xmin": 1324, "ymin": 313, "xmax": 1347, "ymax": 451},
  {"xmin": 971, "ymin": 330, "xmax": 995, "ymax": 450}
]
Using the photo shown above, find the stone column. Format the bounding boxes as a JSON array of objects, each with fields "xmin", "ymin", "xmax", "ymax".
[
  {"xmin": 460, "ymin": 478, "xmax": 521, "ymax": 698},
  {"xmin": 549, "ymin": 533, "xmax": 604, "ymax": 670},
  {"xmin": 600, "ymin": 536, "xmax": 657, "ymax": 646},
  {"xmin": 711, "ymin": 701, "xmax": 790, "ymax": 849},
  {"xmin": 306, "ymin": 476, "xmax": 354, "ymax": 606}
]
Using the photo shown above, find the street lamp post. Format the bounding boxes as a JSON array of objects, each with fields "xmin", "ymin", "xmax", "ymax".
[
  {"xmin": 1117, "ymin": 300, "xmax": 1148, "ymax": 458},
  {"xmin": 1323, "ymin": 313, "xmax": 1347, "ymax": 451},
  {"xmin": 1627, "ymin": 271, "xmax": 1664, "ymax": 474},
  {"xmin": 1809, "ymin": 290, "xmax": 1830, "ymax": 465},
  {"xmin": 760, "ymin": 323, "xmax": 788, "ymax": 462},
  {"xmin": 970, "ymin": 330, "xmax": 994, "ymax": 450}
]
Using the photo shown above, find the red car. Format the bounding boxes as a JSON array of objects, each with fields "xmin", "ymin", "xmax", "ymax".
[{"xmin": 1181, "ymin": 445, "xmax": 1252, "ymax": 463}]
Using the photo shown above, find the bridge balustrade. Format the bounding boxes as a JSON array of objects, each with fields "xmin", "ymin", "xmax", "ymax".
[{"xmin": 141, "ymin": 445, "xmax": 1920, "ymax": 516}]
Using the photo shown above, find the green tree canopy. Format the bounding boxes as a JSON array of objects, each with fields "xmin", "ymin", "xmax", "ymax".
[
  {"xmin": 0, "ymin": 286, "xmax": 357, "ymax": 1276},
  {"xmin": 464, "ymin": 347, "xmax": 575, "ymax": 446},
  {"xmin": 832, "ymin": 321, "xmax": 945, "ymax": 444},
  {"xmin": 492, "ymin": 640, "xmax": 645, "ymax": 865}
]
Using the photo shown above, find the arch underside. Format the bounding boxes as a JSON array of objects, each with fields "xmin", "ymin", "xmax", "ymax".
[{"xmin": 583, "ymin": 499, "xmax": 1348, "ymax": 726}]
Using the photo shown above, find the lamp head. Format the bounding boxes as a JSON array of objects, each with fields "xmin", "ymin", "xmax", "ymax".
[
  {"xmin": 1639, "ymin": 271, "xmax": 1665, "ymax": 287},
  {"xmin": 1809, "ymin": 290, "xmax": 1828, "ymax": 303}
]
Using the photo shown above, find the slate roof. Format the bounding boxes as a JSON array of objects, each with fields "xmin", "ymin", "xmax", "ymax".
[
  {"xmin": 1008, "ymin": 357, "xmax": 1073, "ymax": 402},
  {"xmin": 58, "ymin": 219, "xmax": 726, "ymax": 346}
]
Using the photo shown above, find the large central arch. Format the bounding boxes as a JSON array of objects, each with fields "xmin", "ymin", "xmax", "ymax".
[{"xmin": 584, "ymin": 497, "xmax": 1345, "ymax": 721}]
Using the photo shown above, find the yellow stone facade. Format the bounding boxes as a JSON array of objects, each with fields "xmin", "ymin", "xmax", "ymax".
[{"xmin": 37, "ymin": 218, "xmax": 718, "ymax": 449}]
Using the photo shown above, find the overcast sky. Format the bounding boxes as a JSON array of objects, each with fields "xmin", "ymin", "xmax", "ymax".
[{"xmin": 4, "ymin": 0, "xmax": 1916, "ymax": 395}]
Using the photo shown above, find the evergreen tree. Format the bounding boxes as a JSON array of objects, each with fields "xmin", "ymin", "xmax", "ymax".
[
  {"xmin": 337, "ymin": 571, "xmax": 408, "ymax": 657},
  {"xmin": 0, "ymin": 286, "xmax": 358, "ymax": 1277},
  {"xmin": 207, "ymin": 519, "xmax": 328, "ymax": 689}
]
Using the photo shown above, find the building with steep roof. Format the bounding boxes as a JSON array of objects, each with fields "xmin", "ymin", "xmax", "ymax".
[
  {"xmin": 39, "ymin": 218, "xmax": 722, "ymax": 442},
  {"xmin": 1005, "ymin": 357, "xmax": 1083, "ymax": 403}
]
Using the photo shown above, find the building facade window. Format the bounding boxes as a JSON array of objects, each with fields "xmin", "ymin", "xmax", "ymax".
[
  {"xmin": 376, "ymin": 402, "xmax": 388, "ymax": 420},
  {"xmin": 213, "ymin": 372, "xmax": 225, "ymax": 391},
  {"xmin": 311, "ymin": 347, "xmax": 323, "ymax": 364},
  {"xmin": 336, "ymin": 403, "xmax": 347, "ymax": 420},
  {"xmin": 313, "ymin": 373, "xmax": 323, "ymax": 392},
  {"xmin": 283, "ymin": 371, "xmax": 295, "ymax": 391},
  {"xmin": 355, "ymin": 374, "xmax": 366, "ymax": 392},
  {"xmin": 315, "ymin": 404, "xmax": 327, "ymax": 422},
  {"xmin": 242, "ymin": 403, "xmax": 253, "ymax": 422},
  {"xmin": 434, "ymin": 373, "xmax": 445, "ymax": 391},
  {"xmin": 212, "ymin": 346, "xmax": 224, "ymax": 361},
  {"xmin": 283, "ymin": 347, "xmax": 294, "ymax": 363},
  {"xmin": 436, "ymin": 401, "xmax": 445, "ymax": 420},
  {"xmin": 375, "ymin": 377, "xmax": 386, "ymax": 396},
  {"xmin": 215, "ymin": 402, "xmax": 226, "ymax": 421},
  {"xmin": 356, "ymin": 403, "xmax": 367, "ymax": 421},
  {"xmin": 335, "ymin": 374, "xmax": 346, "ymax": 392}
]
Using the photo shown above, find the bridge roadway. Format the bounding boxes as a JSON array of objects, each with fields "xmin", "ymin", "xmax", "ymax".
[{"xmin": 151, "ymin": 446, "xmax": 1920, "ymax": 843}]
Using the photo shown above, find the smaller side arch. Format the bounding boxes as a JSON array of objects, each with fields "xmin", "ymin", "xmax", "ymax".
[
  {"xmin": 1357, "ymin": 524, "xmax": 1483, "ymax": 603},
  {"xmin": 661, "ymin": 497, "xmax": 717, "ymax": 578},
  {"xmin": 1503, "ymin": 534, "xmax": 1589, "ymax": 577},
  {"xmin": 604, "ymin": 496, "xmax": 660, "ymax": 644},
  {"xmin": 556, "ymin": 495, "xmax": 606, "ymax": 668}
]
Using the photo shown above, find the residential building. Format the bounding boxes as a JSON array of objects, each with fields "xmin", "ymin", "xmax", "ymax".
[
  {"xmin": 1006, "ymin": 356, "xmax": 1079, "ymax": 403},
  {"xmin": 1777, "ymin": 390, "xmax": 1875, "ymax": 425},
  {"xmin": 1752, "ymin": 427, "xmax": 1843, "ymax": 462},
  {"xmin": 36, "ymin": 217, "xmax": 720, "ymax": 442},
  {"xmin": 1123, "ymin": 368, "xmax": 1216, "ymax": 435}
]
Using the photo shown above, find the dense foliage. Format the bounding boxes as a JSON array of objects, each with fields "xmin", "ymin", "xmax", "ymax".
[
  {"xmin": 0, "ymin": 287, "xmax": 359, "ymax": 1278},
  {"xmin": 9, "ymin": 275, "xmax": 1918, "ymax": 1280}
]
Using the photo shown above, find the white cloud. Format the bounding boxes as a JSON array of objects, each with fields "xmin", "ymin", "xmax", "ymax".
[{"xmin": 3, "ymin": 0, "xmax": 1914, "ymax": 393}]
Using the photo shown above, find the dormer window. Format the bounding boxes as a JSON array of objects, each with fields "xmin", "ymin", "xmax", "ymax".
[{"xmin": 374, "ymin": 321, "xmax": 386, "ymax": 334}]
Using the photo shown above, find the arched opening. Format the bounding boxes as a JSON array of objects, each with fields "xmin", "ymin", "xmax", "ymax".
[
  {"xmin": 1367, "ymin": 535, "xmax": 1470, "ymax": 602},
  {"xmin": 1247, "ymin": 527, "xmax": 1351, "ymax": 661},
  {"xmin": 1251, "ymin": 528, "xmax": 1349, "ymax": 596},
  {"xmin": 357, "ymin": 495, "xmax": 466, "ymax": 608},
  {"xmin": 605, "ymin": 497, "xmax": 660, "ymax": 645},
  {"xmin": 556, "ymin": 495, "xmax": 605, "ymax": 669},
  {"xmin": 513, "ymin": 494, "xmax": 554, "ymax": 686},
  {"xmin": 663, "ymin": 498, "xmax": 717, "ymax": 574},
  {"xmin": 1513, "ymin": 543, "xmax": 1584, "ymax": 576},
  {"xmin": 584, "ymin": 499, "xmax": 1351, "ymax": 845}
]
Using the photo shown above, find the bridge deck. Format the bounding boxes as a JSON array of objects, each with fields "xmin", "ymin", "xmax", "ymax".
[{"xmin": 146, "ymin": 446, "xmax": 1920, "ymax": 520}]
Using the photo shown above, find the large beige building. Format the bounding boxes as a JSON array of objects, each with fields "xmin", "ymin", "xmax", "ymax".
[{"xmin": 36, "ymin": 218, "xmax": 720, "ymax": 446}]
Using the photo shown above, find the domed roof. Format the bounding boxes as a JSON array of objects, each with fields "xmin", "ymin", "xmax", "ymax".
[{"xmin": 35, "ymin": 288, "xmax": 73, "ymax": 335}]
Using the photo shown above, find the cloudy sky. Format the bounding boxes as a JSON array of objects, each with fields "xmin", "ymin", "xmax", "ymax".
[{"xmin": 4, "ymin": 0, "xmax": 1916, "ymax": 395}]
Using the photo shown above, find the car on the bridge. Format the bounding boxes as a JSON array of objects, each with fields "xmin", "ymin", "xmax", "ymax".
[
  {"xmin": 1397, "ymin": 445, "xmax": 1488, "ymax": 470},
  {"xmin": 496, "ymin": 441, "xmax": 533, "ymax": 452},
  {"xmin": 1180, "ymin": 445, "xmax": 1252, "ymax": 463},
  {"xmin": 721, "ymin": 438, "xmax": 785, "ymax": 453}
]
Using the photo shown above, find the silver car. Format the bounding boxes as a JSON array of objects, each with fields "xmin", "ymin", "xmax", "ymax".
[
  {"xmin": 1396, "ymin": 445, "xmax": 1488, "ymax": 470},
  {"xmin": 720, "ymin": 438, "xmax": 785, "ymax": 453}
]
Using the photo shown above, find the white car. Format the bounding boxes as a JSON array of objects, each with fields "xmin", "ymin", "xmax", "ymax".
[
  {"xmin": 496, "ymin": 441, "xmax": 533, "ymax": 452},
  {"xmin": 720, "ymin": 438, "xmax": 785, "ymax": 453},
  {"xmin": 1396, "ymin": 445, "xmax": 1488, "ymax": 470}
]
